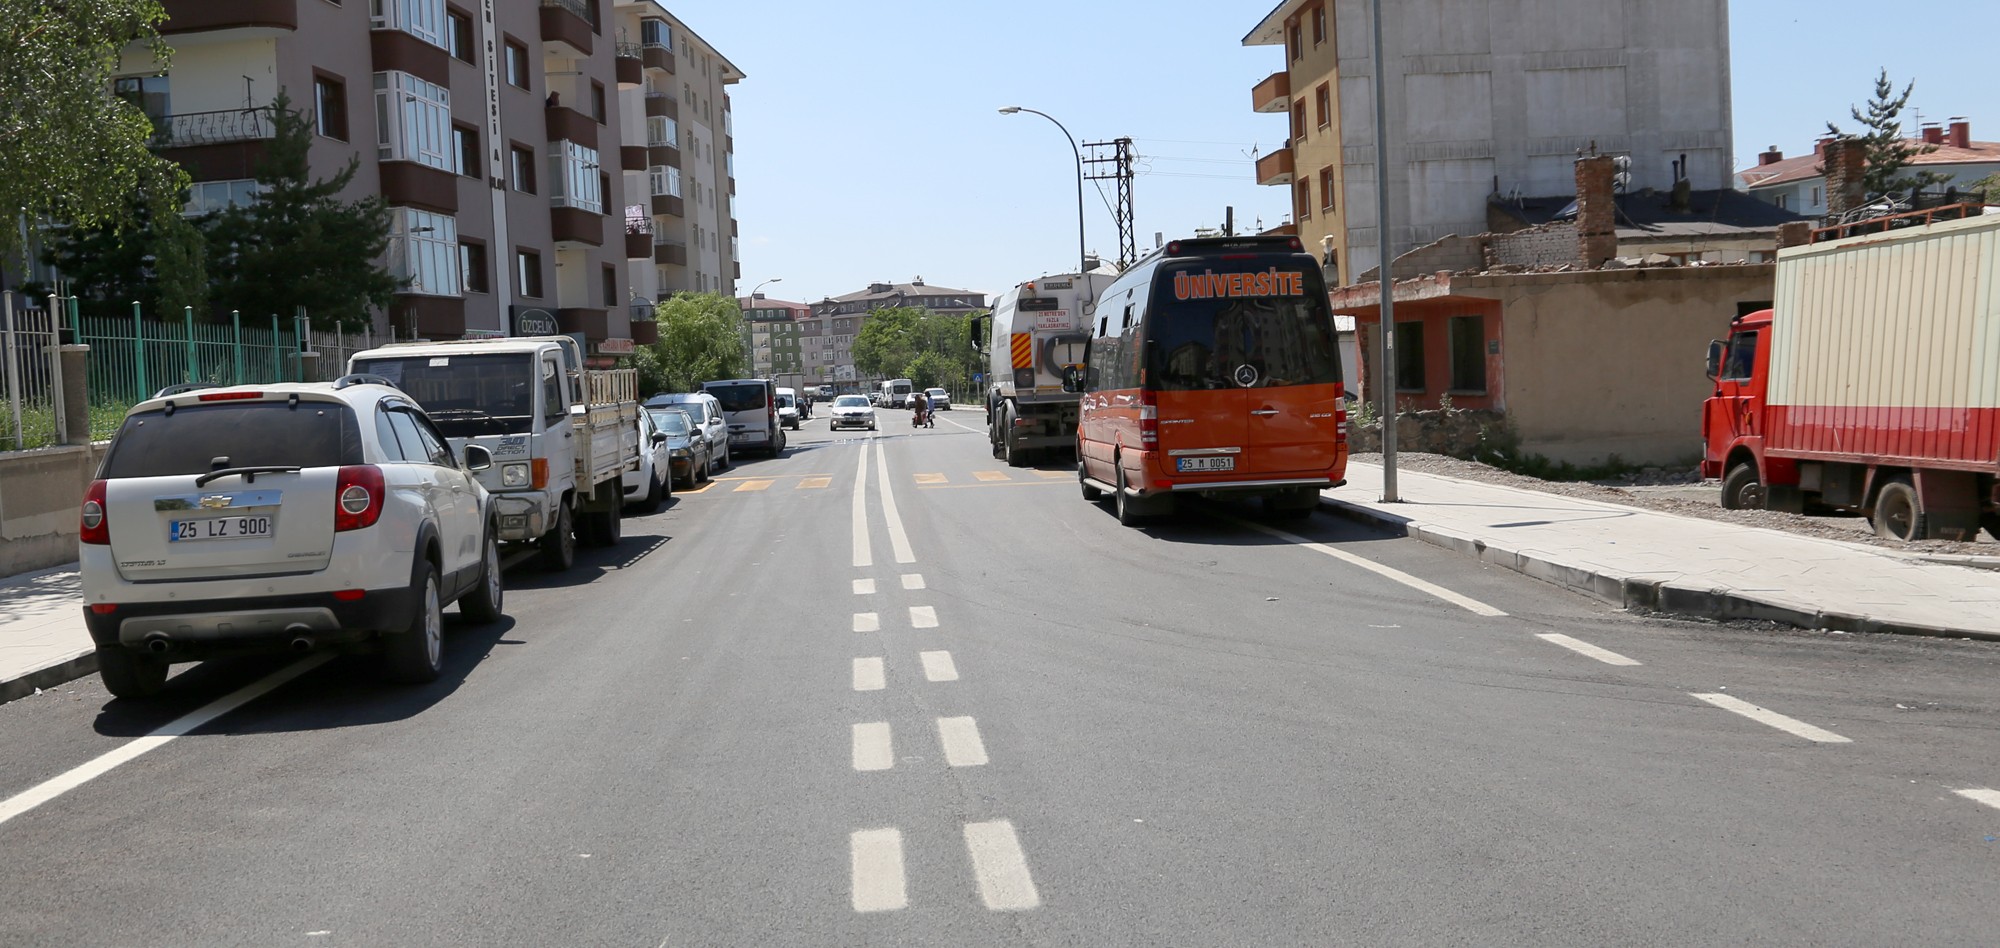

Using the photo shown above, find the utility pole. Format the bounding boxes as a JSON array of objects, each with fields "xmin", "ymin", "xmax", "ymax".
[
  {"xmin": 1083, "ymin": 137, "xmax": 1137, "ymax": 267},
  {"xmin": 1370, "ymin": 0, "xmax": 1399, "ymax": 502}
]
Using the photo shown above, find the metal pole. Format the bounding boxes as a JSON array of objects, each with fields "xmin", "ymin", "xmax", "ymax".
[
  {"xmin": 183, "ymin": 305, "xmax": 196, "ymax": 385},
  {"xmin": 46, "ymin": 295, "xmax": 66, "ymax": 443},
  {"xmin": 1012, "ymin": 108, "xmax": 1087, "ymax": 281},
  {"xmin": 3, "ymin": 293, "xmax": 21, "ymax": 447},
  {"xmin": 132, "ymin": 301, "xmax": 146, "ymax": 400},
  {"xmin": 270, "ymin": 315, "xmax": 280, "ymax": 381},
  {"xmin": 231, "ymin": 311, "xmax": 244, "ymax": 383},
  {"xmin": 1370, "ymin": 0, "xmax": 1399, "ymax": 502}
]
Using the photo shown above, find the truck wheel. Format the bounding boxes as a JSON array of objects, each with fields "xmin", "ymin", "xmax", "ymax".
[
  {"xmin": 1114, "ymin": 464, "xmax": 1145, "ymax": 527},
  {"xmin": 1080, "ymin": 458, "xmax": 1103, "ymax": 502},
  {"xmin": 599, "ymin": 503, "xmax": 622, "ymax": 546},
  {"xmin": 1872, "ymin": 478, "xmax": 1926, "ymax": 541},
  {"xmin": 538, "ymin": 503, "xmax": 575, "ymax": 571},
  {"xmin": 384, "ymin": 560, "xmax": 444, "ymax": 684},
  {"xmin": 1720, "ymin": 464, "xmax": 1766, "ymax": 510},
  {"xmin": 1003, "ymin": 411, "xmax": 1027, "ymax": 467},
  {"xmin": 96, "ymin": 646, "xmax": 168, "ymax": 699},
  {"xmin": 459, "ymin": 531, "xmax": 504, "ymax": 624}
]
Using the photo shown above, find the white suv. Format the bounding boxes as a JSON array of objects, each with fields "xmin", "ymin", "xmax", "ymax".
[{"xmin": 79, "ymin": 378, "xmax": 504, "ymax": 698}]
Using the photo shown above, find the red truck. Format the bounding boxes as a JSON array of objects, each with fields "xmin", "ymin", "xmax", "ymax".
[{"xmin": 1703, "ymin": 207, "xmax": 2000, "ymax": 542}]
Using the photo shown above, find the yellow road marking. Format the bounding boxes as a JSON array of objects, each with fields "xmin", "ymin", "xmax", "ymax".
[
  {"xmin": 734, "ymin": 479, "xmax": 776, "ymax": 492},
  {"xmin": 915, "ymin": 473, "xmax": 948, "ymax": 484},
  {"xmin": 799, "ymin": 476, "xmax": 832, "ymax": 489},
  {"xmin": 919, "ymin": 481, "xmax": 1069, "ymax": 490},
  {"xmin": 680, "ymin": 482, "xmax": 717, "ymax": 494},
  {"xmin": 1034, "ymin": 470, "xmax": 1070, "ymax": 479},
  {"xmin": 973, "ymin": 471, "xmax": 1011, "ymax": 482},
  {"xmin": 713, "ymin": 474, "xmax": 823, "ymax": 481}
]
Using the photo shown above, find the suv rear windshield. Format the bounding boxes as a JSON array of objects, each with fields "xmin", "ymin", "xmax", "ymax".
[
  {"xmin": 351, "ymin": 353, "xmax": 535, "ymax": 438},
  {"xmin": 102, "ymin": 401, "xmax": 364, "ymax": 478},
  {"xmin": 1144, "ymin": 258, "xmax": 1343, "ymax": 391},
  {"xmin": 707, "ymin": 383, "xmax": 768, "ymax": 413}
]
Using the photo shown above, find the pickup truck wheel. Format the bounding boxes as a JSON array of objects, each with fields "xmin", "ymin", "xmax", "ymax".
[
  {"xmin": 1720, "ymin": 464, "xmax": 1765, "ymax": 510},
  {"xmin": 635, "ymin": 469, "xmax": 663, "ymax": 513},
  {"xmin": 459, "ymin": 531, "xmax": 504, "ymax": 624},
  {"xmin": 599, "ymin": 503, "xmax": 622, "ymax": 546},
  {"xmin": 538, "ymin": 503, "xmax": 575, "ymax": 571},
  {"xmin": 384, "ymin": 561, "xmax": 444, "ymax": 684},
  {"xmin": 1872, "ymin": 478, "xmax": 1925, "ymax": 541},
  {"xmin": 97, "ymin": 646, "xmax": 168, "ymax": 699}
]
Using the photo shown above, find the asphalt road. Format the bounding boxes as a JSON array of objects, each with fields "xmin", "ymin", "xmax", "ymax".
[{"xmin": 2, "ymin": 409, "xmax": 1998, "ymax": 946}]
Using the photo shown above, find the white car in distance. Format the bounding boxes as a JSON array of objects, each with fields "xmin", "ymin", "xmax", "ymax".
[{"xmin": 829, "ymin": 394, "xmax": 877, "ymax": 431}]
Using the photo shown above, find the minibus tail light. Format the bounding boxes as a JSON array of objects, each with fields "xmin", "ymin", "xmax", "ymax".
[{"xmin": 1139, "ymin": 390, "xmax": 1159, "ymax": 448}]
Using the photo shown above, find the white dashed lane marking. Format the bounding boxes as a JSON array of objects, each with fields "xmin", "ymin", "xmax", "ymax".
[
  {"xmin": 1536, "ymin": 632, "xmax": 1642, "ymax": 666},
  {"xmin": 910, "ymin": 605, "xmax": 938, "ymax": 629},
  {"xmin": 963, "ymin": 820, "xmax": 1041, "ymax": 911},
  {"xmin": 852, "ymin": 722, "xmax": 894, "ymax": 771},
  {"xmin": 852, "ymin": 578, "xmax": 875, "ymax": 595},
  {"xmin": 1953, "ymin": 788, "xmax": 2000, "ymax": 811},
  {"xmin": 1691, "ymin": 693, "xmax": 1852, "ymax": 744},
  {"xmin": 849, "ymin": 828, "xmax": 908, "ymax": 912},
  {"xmin": 937, "ymin": 716, "xmax": 989, "ymax": 767},
  {"xmin": 853, "ymin": 612, "xmax": 880, "ymax": 633},
  {"xmin": 901, "ymin": 573, "xmax": 925, "ymax": 590},
  {"xmin": 852, "ymin": 658, "xmax": 885, "ymax": 692},
  {"xmin": 920, "ymin": 650, "xmax": 959, "ymax": 682}
]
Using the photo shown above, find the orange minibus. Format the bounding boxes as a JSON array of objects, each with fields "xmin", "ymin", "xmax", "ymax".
[{"xmin": 1071, "ymin": 235, "xmax": 1349, "ymax": 525}]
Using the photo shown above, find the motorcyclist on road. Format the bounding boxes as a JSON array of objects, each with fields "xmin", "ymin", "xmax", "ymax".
[{"xmin": 911, "ymin": 390, "xmax": 931, "ymax": 428}]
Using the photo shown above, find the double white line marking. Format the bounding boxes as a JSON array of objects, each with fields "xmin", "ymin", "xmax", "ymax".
[
  {"xmin": 848, "ymin": 715, "xmax": 988, "ymax": 770},
  {"xmin": 850, "ymin": 821, "xmax": 1039, "ymax": 914}
]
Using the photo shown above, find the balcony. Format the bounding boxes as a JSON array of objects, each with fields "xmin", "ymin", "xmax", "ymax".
[
  {"xmin": 1255, "ymin": 145, "xmax": 1295, "ymax": 186},
  {"xmin": 538, "ymin": 0, "xmax": 594, "ymax": 56},
  {"xmin": 160, "ymin": 0, "xmax": 297, "ymax": 35},
  {"xmin": 621, "ymin": 145, "xmax": 649, "ymax": 172},
  {"xmin": 1252, "ymin": 71, "xmax": 1291, "ymax": 113},
  {"xmin": 644, "ymin": 92, "xmax": 678, "ymax": 120},
  {"xmin": 379, "ymin": 162, "xmax": 458, "ymax": 214},
  {"xmin": 397, "ymin": 296, "xmax": 467, "ymax": 340},
  {"xmin": 151, "ymin": 109, "xmax": 277, "ymax": 182},
  {"xmin": 552, "ymin": 206, "xmax": 604, "ymax": 247},
  {"xmin": 651, "ymin": 193, "xmax": 684, "ymax": 218},
  {"xmin": 648, "ymin": 144, "xmax": 681, "ymax": 168},
  {"xmin": 642, "ymin": 43, "xmax": 675, "ymax": 74},
  {"xmin": 557, "ymin": 307, "xmax": 611, "ymax": 342},
  {"xmin": 614, "ymin": 42, "xmax": 643, "ymax": 89},
  {"xmin": 544, "ymin": 106, "xmax": 598, "ymax": 149},
  {"xmin": 629, "ymin": 314, "xmax": 658, "ymax": 345},
  {"xmin": 623, "ymin": 226, "xmax": 652, "ymax": 259},
  {"xmin": 653, "ymin": 239, "xmax": 687, "ymax": 266}
]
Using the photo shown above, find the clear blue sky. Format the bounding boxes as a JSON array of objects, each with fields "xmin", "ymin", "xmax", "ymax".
[{"xmin": 697, "ymin": 0, "xmax": 1989, "ymax": 305}]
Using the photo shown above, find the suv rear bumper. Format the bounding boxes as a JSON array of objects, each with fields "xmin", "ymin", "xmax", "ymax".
[{"xmin": 84, "ymin": 587, "xmax": 421, "ymax": 653}]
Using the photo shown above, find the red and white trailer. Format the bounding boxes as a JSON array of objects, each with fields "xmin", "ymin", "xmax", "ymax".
[{"xmin": 1702, "ymin": 207, "xmax": 2000, "ymax": 541}]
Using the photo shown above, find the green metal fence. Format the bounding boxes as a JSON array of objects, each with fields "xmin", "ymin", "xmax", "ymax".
[{"xmin": 76, "ymin": 306, "xmax": 311, "ymax": 439}]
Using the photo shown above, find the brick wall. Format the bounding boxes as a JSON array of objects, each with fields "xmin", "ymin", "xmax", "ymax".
[
  {"xmin": 1824, "ymin": 138, "xmax": 1868, "ymax": 217},
  {"xmin": 1487, "ymin": 221, "xmax": 1581, "ymax": 268},
  {"xmin": 1575, "ymin": 155, "xmax": 1618, "ymax": 267}
]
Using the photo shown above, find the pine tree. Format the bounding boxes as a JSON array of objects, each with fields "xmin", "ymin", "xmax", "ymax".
[
  {"xmin": 1825, "ymin": 69, "xmax": 1950, "ymax": 197},
  {"xmin": 38, "ymin": 182, "xmax": 204, "ymax": 320},
  {"xmin": 208, "ymin": 92, "xmax": 398, "ymax": 332}
]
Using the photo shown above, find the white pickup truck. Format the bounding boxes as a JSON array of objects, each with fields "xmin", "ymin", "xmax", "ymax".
[{"xmin": 350, "ymin": 336, "xmax": 642, "ymax": 570}]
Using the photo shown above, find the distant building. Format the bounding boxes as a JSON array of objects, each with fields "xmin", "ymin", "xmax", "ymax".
[
  {"xmin": 806, "ymin": 279, "xmax": 987, "ymax": 390},
  {"xmin": 1736, "ymin": 120, "xmax": 2000, "ymax": 218},
  {"xmin": 736, "ymin": 294, "xmax": 808, "ymax": 381}
]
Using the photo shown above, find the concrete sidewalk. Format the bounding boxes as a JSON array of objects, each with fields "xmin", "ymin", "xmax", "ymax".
[
  {"xmin": 1321, "ymin": 461, "xmax": 2000, "ymax": 641},
  {"xmin": 0, "ymin": 563, "xmax": 95, "ymax": 702}
]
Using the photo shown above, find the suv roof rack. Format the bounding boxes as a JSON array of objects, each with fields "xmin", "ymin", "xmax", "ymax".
[
  {"xmin": 153, "ymin": 382, "xmax": 219, "ymax": 399},
  {"xmin": 334, "ymin": 373, "xmax": 400, "ymax": 390}
]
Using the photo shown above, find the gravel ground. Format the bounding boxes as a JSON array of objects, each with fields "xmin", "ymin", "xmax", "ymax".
[{"xmin": 1350, "ymin": 452, "xmax": 1999, "ymax": 557}]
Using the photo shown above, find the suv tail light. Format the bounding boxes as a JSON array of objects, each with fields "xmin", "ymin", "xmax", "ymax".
[
  {"xmin": 80, "ymin": 479, "xmax": 109, "ymax": 545},
  {"xmin": 335, "ymin": 465, "xmax": 385, "ymax": 532},
  {"xmin": 1139, "ymin": 390, "xmax": 1159, "ymax": 448}
]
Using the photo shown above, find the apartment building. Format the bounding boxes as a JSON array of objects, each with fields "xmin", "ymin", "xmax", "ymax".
[
  {"xmin": 805, "ymin": 279, "xmax": 985, "ymax": 393},
  {"xmin": 117, "ymin": 0, "xmax": 739, "ymax": 357},
  {"xmin": 1244, "ymin": 0, "xmax": 1732, "ymax": 281},
  {"xmin": 737, "ymin": 293, "xmax": 808, "ymax": 381}
]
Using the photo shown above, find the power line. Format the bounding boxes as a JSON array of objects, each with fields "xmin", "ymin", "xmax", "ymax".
[{"xmin": 1082, "ymin": 137, "xmax": 1136, "ymax": 266}]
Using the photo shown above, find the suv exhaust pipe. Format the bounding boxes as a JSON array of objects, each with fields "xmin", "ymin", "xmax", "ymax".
[
  {"xmin": 144, "ymin": 633, "xmax": 172, "ymax": 654},
  {"xmin": 287, "ymin": 625, "xmax": 316, "ymax": 653}
]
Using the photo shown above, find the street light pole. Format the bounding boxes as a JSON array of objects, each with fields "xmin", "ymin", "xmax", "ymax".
[
  {"xmin": 999, "ymin": 106, "xmax": 1088, "ymax": 281},
  {"xmin": 1369, "ymin": 0, "xmax": 1399, "ymax": 503},
  {"xmin": 749, "ymin": 277, "xmax": 783, "ymax": 300}
]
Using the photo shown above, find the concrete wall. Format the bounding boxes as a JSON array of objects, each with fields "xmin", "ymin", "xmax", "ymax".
[
  {"xmin": 1473, "ymin": 265, "xmax": 1775, "ymax": 465},
  {"xmin": 0, "ymin": 444, "xmax": 105, "ymax": 578}
]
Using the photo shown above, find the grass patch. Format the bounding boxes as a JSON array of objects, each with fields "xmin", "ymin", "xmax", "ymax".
[{"xmin": 1, "ymin": 401, "xmax": 131, "ymax": 451}]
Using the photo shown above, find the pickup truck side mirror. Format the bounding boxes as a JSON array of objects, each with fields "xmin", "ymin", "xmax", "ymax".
[
  {"xmin": 463, "ymin": 444, "xmax": 493, "ymax": 472},
  {"xmin": 1704, "ymin": 339, "xmax": 1726, "ymax": 381},
  {"xmin": 651, "ymin": 431, "xmax": 668, "ymax": 445}
]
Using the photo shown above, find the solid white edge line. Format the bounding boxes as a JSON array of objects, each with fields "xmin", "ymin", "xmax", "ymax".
[
  {"xmin": 1535, "ymin": 632, "xmax": 1642, "ymax": 667},
  {"xmin": 849, "ymin": 828, "xmax": 908, "ymax": 912},
  {"xmin": 851, "ymin": 442, "xmax": 872, "ymax": 568},
  {"xmin": 920, "ymin": 650, "xmax": 959, "ymax": 682},
  {"xmin": 940, "ymin": 414, "xmax": 984, "ymax": 434},
  {"xmin": 851, "ymin": 722, "xmax": 894, "ymax": 771},
  {"xmin": 852, "ymin": 612, "xmax": 880, "ymax": 633},
  {"xmin": 910, "ymin": 605, "xmax": 939, "ymax": 629},
  {"xmin": 851, "ymin": 657, "xmax": 885, "ymax": 692},
  {"xmin": 1229, "ymin": 517, "xmax": 1508, "ymax": 617},
  {"xmin": 1953, "ymin": 788, "xmax": 2000, "ymax": 811},
  {"xmin": 937, "ymin": 715, "xmax": 989, "ymax": 767},
  {"xmin": 1690, "ymin": 693, "xmax": 1852, "ymax": 743},
  {"xmin": 0, "ymin": 653, "xmax": 335, "ymax": 828},
  {"xmin": 874, "ymin": 443, "xmax": 916, "ymax": 564},
  {"xmin": 963, "ymin": 819, "xmax": 1041, "ymax": 911}
]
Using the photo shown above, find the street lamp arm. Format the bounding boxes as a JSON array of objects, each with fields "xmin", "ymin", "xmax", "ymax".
[{"xmin": 999, "ymin": 106, "xmax": 1089, "ymax": 284}]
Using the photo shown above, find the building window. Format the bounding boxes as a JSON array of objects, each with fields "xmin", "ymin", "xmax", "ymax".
[
  {"xmin": 1292, "ymin": 100, "xmax": 1307, "ymax": 141},
  {"xmin": 1312, "ymin": 3, "xmax": 1327, "ymax": 45},
  {"xmin": 602, "ymin": 265, "xmax": 617, "ymax": 307},
  {"xmin": 646, "ymin": 115, "xmax": 677, "ymax": 146},
  {"xmin": 446, "ymin": 9, "xmax": 474, "ymax": 62},
  {"xmin": 459, "ymin": 240, "xmax": 488, "ymax": 293},
  {"xmin": 374, "ymin": 71, "xmax": 452, "ymax": 170},
  {"xmin": 505, "ymin": 41, "xmax": 529, "ymax": 89},
  {"xmin": 1448, "ymin": 316, "xmax": 1487, "ymax": 392},
  {"xmin": 1288, "ymin": 21, "xmax": 1303, "ymax": 61},
  {"xmin": 517, "ymin": 250, "xmax": 543, "ymax": 298},
  {"xmin": 370, "ymin": 0, "xmax": 447, "ymax": 50},
  {"xmin": 113, "ymin": 76, "xmax": 170, "ymax": 124},
  {"xmin": 510, "ymin": 145, "xmax": 535, "ymax": 193},
  {"xmin": 649, "ymin": 164, "xmax": 681, "ymax": 198},
  {"xmin": 640, "ymin": 17, "xmax": 671, "ymax": 49},
  {"xmin": 314, "ymin": 75, "xmax": 348, "ymax": 140},
  {"xmin": 183, "ymin": 179, "xmax": 260, "ymax": 217},
  {"xmin": 590, "ymin": 82, "xmax": 607, "ymax": 123},
  {"xmin": 1394, "ymin": 321, "xmax": 1426, "ymax": 391},
  {"xmin": 390, "ymin": 207, "xmax": 460, "ymax": 296},
  {"xmin": 1320, "ymin": 167, "xmax": 1335, "ymax": 211},
  {"xmin": 1774, "ymin": 193, "xmax": 1790, "ymax": 210},
  {"xmin": 1296, "ymin": 180, "xmax": 1311, "ymax": 221},
  {"xmin": 1315, "ymin": 83, "xmax": 1331, "ymax": 129},
  {"xmin": 1811, "ymin": 186, "xmax": 1823, "ymax": 207},
  {"xmin": 548, "ymin": 141, "xmax": 603, "ymax": 213},
  {"xmin": 453, "ymin": 124, "xmax": 478, "ymax": 177}
]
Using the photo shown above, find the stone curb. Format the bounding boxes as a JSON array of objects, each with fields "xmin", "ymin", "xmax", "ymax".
[
  {"xmin": 1318, "ymin": 497, "xmax": 2000, "ymax": 644},
  {"xmin": 0, "ymin": 647, "xmax": 98, "ymax": 705}
]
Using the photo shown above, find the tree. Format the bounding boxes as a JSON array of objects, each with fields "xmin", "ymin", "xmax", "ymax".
[
  {"xmin": 852, "ymin": 306, "xmax": 924, "ymax": 380},
  {"xmin": 1825, "ymin": 68, "xmax": 1949, "ymax": 197},
  {"xmin": 1966, "ymin": 171, "xmax": 2000, "ymax": 204},
  {"xmin": 648, "ymin": 293, "xmax": 746, "ymax": 393},
  {"xmin": 0, "ymin": 1, "xmax": 182, "ymax": 273},
  {"xmin": 39, "ymin": 181, "xmax": 208, "ymax": 319},
  {"xmin": 207, "ymin": 93, "xmax": 398, "ymax": 331},
  {"xmin": 905, "ymin": 351, "xmax": 958, "ymax": 392}
]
